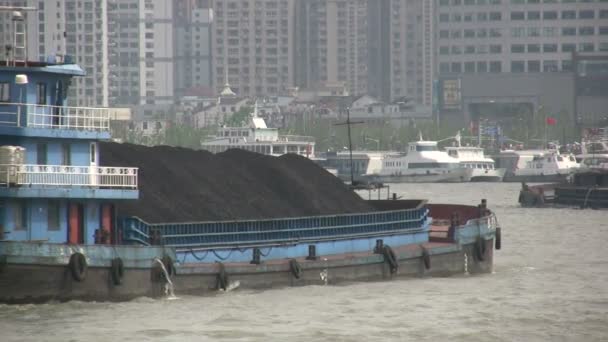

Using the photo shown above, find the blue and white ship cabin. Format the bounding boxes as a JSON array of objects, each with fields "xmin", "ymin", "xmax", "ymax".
[{"xmin": 0, "ymin": 59, "xmax": 138, "ymax": 245}]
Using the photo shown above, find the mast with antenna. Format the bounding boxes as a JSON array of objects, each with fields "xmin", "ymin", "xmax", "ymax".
[{"xmin": 334, "ymin": 107, "xmax": 364, "ymax": 186}]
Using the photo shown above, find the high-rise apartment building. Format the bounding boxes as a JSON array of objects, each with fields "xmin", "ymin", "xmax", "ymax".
[
  {"xmin": 108, "ymin": 0, "xmax": 174, "ymax": 111},
  {"xmin": 174, "ymin": 0, "xmax": 213, "ymax": 97},
  {"xmin": 0, "ymin": 0, "xmax": 108, "ymax": 107},
  {"xmin": 211, "ymin": 0, "xmax": 296, "ymax": 97},
  {"xmin": 295, "ymin": 0, "xmax": 369, "ymax": 97},
  {"xmin": 436, "ymin": 0, "xmax": 608, "ymax": 75},
  {"xmin": 107, "ymin": 0, "xmax": 212, "ymax": 118},
  {"xmin": 296, "ymin": 0, "xmax": 434, "ymax": 105}
]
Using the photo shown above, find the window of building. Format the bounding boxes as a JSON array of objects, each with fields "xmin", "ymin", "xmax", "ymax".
[
  {"xmin": 528, "ymin": 27, "xmax": 540, "ymax": 37},
  {"xmin": 579, "ymin": 43, "xmax": 594, "ymax": 52},
  {"xmin": 579, "ymin": 10, "xmax": 594, "ymax": 19},
  {"xmin": 0, "ymin": 82, "xmax": 9, "ymax": 102},
  {"xmin": 464, "ymin": 29, "xmax": 475, "ymax": 38},
  {"xmin": 600, "ymin": 10, "xmax": 608, "ymax": 19},
  {"xmin": 451, "ymin": 62, "xmax": 462, "ymax": 73},
  {"xmin": 562, "ymin": 60, "xmax": 573, "ymax": 72},
  {"xmin": 543, "ymin": 27, "xmax": 557, "ymax": 37},
  {"xmin": 562, "ymin": 27, "xmax": 576, "ymax": 36},
  {"xmin": 439, "ymin": 13, "xmax": 449, "ymax": 22},
  {"xmin": 36, "ymin": 83, "xmax": 47, "ymax": 105},
  {"xmin": 465, "ymin": 45, "xmax": 476, "ymax": 54},
  {"xmin": 477, "ymin": 61, "xmax": 488, "ymax": 72},
  {"xmin": 511, "ymin": 61, "xmax": 525, "ymax": 72},
  {"xmin": 543, "ymin": 44, "xmax": 558, "ymax": 53},
  {"xmin": 48, "ymin": 201, "xmax": 60, "ymax": 231},
  {"xmin": 543, "ymin": 60, "xmax": 558, "ymax": 72},
  {"xmin": 440, "ymin": 46, "xmax": 450, "ymax": 55},
  {"xmin": 489, "ymin": 12, "xmax": 501, "ymax": 20},
  {"xmin": 489, "ymin": 61, "xmax": 501, "ymax": 73},
  {"xmin": 511, "ymin": 44, "xmax": 525, "ymax": 53},
  {"xmin": 511, "ymin": 11, "xmax": 525, "ymax": 20},
  {"xmin": 439, "ymin": 30, "xmax": 449, "ymax": 39},
  {"xmin": 528, "ymin": 11, "xmax": 540, "ymax": 20},
  {"xmin": 490, "ymin": 44, "xmax": 502, "ymax": 53},
  {"xmin": 451, "ymin": 46, "xmax": 462, "ymax": 54},
  {"xmin": 543, "ymin": 11, "xmax": 557, "ymax": 20},
  {"xmin": 464, "ymin": 62, "xmax": 475, "ymax": 73},
  {"xmin": 61, "ymin": 143, "xmax": 71, "ymax": 165},
  {"xmin": 527, "ymin": 44, "xmax": 540, "ymax": 53},
  {"xmin": 37, "ymin": 143, "xmax": 47, "ymax": 165},
  {"xmin": 489, "ymin": 28, "xmax": 502, "ymax": 37},
  {"xmin": 562, "ymin": 43, "xmax": 576, "ymax": 52},
  {"xmin": 511, "ymin": 27, "xmax": 525, "ymax": 37},
  {"xmin": 528, "ymin": 60, "xmax": 541, "ymax": 72},
  {"xmin": 439, "ymin": 62, "xmax": 450, "ymax": 73},
  {"xmin": 561, "ymin": 10, "xmax": 576, "ymax": 19},
  {"xmin": 477, "ymin": 28, "xmax": 488, "ymax": 38},
  {"xmin": 477, "ymin": 12, "xmax": 487, "ymax": 21},
  {"xmin": 579, "ymin": 27, "xmax": 594, "ymax": 36},
  {"xmin": 600, "ymin": 27, "xmax": 608, "ymax": 35}
]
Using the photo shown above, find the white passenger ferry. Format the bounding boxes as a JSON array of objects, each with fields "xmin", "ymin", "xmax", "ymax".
[
  {"xmin": 201, "ymin": 104, "xmax": 315, "ymax": 158},
  {"xmin": 497, "ymin": 149, "xmax": 580, "ymax": 182},
  {"xmin": 444, "ymin": 134, "xmax": 505, "ymax": 182},
  {"xmin": 365, "ymin": 140, "xmax": 473, "ymax": 183}
]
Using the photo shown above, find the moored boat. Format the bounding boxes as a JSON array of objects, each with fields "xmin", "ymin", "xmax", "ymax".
[
  {"xmin": 364, "ymin": 140, "xmax": 474, "ymax": 183},
  {"xmin": 445, "ymin": 146, "xmax": 505, "ymax": 182},
  {"xmin": 497, "ymin": 149, "xmax": 580, "ymax": 183},
  {"xmin": 0, "ymin": 52, "xmax": 500, "ymax": 304}
]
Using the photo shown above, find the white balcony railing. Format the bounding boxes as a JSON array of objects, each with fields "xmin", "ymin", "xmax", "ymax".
[
  {"xmin": 0, "ymin": 102, "xmax": 110, "ymax": 131},
  {"xmin": 0, "ymin": 164, "xmax": 138, "ymax": 189}
]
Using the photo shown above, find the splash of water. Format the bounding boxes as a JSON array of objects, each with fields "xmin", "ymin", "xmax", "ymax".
[
  {"xmin": 464, "ymin": 253, "xmax": 469, "ymax": 276},
  {"xmin": 153, "ymin": 258, "xmax": 178, "ymax": 300}
]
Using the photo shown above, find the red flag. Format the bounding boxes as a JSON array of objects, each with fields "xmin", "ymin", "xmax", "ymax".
[{"xmin": 546, "ymin": 117, "xmax": 556, "ymax": 126}]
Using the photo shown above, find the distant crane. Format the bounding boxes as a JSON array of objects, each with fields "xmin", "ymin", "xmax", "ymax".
[{"xmin": 0, "ymin": 5, "xmax": 37, "ymax": 66}]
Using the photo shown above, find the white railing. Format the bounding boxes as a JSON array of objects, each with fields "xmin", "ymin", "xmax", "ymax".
[
  {"xmin": 0, "ymin": 102, "xmax": 110, "ymax": 131},
  {"xmin": 0, "ymin": 164, "xmax": 138, "ymax": 189}
]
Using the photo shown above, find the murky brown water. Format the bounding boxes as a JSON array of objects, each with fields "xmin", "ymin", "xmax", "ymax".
[{"xmin": 1, "ymin": 183, "xmax": 607, "ymax": 341}]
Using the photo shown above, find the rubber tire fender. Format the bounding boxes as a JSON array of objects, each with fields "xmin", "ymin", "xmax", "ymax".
[
  {"xmin": 495, "ymin": 227, "xmax": 502, "ymax": 250},
  {"xmin": 383, "ymin": 245, "xmax": 398, "ymax": 274},
  {"xmin": 474, "ymin": 238, "xmax": 486, "ymax": 262},
  {"xmin": 161, "ymin": 255, "xmax": 174, "ymax": 278},
  {"xmin": 289, "ymin": 258, "xmax": 302, "ymax": 279},
  {"xmin": 69, "ymin": 253, "xmax": 88, "ymax": 282},
  {"xmin": 216, "ymin": 263, "xmax": 229, "ymax": 290},
  {"xmin": 421, "ymin": 247, "xmax": 431, "ymax": 270},
  {"xmin": 110, "ymin": 257, "xmax": 125, "ymax": 286}
]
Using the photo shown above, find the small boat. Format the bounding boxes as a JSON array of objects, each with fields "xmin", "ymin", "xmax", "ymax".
[
  {"xmin": 497, "ymin": 149, "xmax": 580, "ymax": 183},
  {"xmin": 364, "ymin": 139, "xmax": 473, "ymax": 183}
]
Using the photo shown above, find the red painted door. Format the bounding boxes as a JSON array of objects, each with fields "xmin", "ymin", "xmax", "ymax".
[
  {"xmin": 68, "ymin": 203, "xmax": 84, "ymax": 244},
  {"xmin": 101, "ymin": 204, "xmax": 113, "ymax": 244}
]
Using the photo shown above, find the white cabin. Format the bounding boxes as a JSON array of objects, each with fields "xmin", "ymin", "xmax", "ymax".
[{"xmin": 201, "ymin": 104, "xmax": 315, "ymax": 158}]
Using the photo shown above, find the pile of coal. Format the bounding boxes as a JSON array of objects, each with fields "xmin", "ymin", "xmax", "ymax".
[{"xmin": 100, "ymin": 142, "xmax": 375, "ymax": 223}]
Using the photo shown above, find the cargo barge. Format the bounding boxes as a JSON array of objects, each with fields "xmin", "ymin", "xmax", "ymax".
[{"xmin": 0, "ymin": 57, "xmax": 500, "ymax": 304}]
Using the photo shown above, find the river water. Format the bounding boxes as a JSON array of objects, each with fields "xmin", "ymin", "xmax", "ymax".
[{"xmin": 1, "ymin": 183, "xmax": 607, "ymax": 341}]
